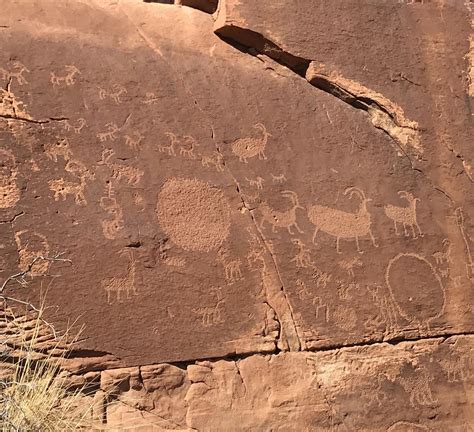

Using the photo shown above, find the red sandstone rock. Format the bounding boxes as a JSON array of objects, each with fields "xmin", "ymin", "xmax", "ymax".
[{"xmin": 0, "ymin": 0, "xmax": 473, "ymax": 429}]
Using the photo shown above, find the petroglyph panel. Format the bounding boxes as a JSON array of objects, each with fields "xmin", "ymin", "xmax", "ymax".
[{"xmin": 0, "ymin": 0, "xmax": 472, "ymax": 374}]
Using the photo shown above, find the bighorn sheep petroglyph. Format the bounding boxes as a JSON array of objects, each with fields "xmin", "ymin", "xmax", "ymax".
[
  {"xmin": 180, "ymin": 135, "xmax": 198, "ymax": 159},
  {"xmin": 384, "ymin": 191, "xmax": 422, "ymax": 238},
  {"xmin": 158, "ymin": 132, "xmax": 177, "ymax": 156},
  {"xmin": 259, "ymin": 190, "xmax": 304, "ymax": 235},
  {"xmin": 231, "ymin": 123, "xmax": 271, "ymax": 163},
  {"xmin": 308, "ymin": 187, "xmax": 378, "ymax": 254}
]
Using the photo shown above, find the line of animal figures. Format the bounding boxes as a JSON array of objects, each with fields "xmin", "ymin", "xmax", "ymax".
[{"xmin": 256, "ymin": 186, "xmax": 423, "ymax": 254}]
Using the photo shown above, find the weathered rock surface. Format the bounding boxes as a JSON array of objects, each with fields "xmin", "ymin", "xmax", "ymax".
[{"xmin": 0, "ymin": 0, "xmax": 473, "ymax": 430}]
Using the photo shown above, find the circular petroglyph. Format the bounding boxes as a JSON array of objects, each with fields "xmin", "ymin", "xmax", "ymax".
[
  {"xmin": 386, "ymin": 253, "xmax": 446, "ymax": 326},
  {"xmin": 156, "ymin": 178, "xmax": 231, "ymax": 252}
]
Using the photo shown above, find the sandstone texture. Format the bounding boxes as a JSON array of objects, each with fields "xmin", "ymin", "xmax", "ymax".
[{"xmin": 0, "ymin": 0, "xmax": 473, "ymax": 430}]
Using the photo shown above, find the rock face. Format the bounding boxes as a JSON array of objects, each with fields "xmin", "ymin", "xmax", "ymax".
[{"xmin": 0, "ymin": 0, "xmax": 473, "ymax": 430}]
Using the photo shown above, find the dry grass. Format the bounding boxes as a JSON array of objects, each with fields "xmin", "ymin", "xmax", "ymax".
[{"xmin": 0, "ymin": 304, "xmax": 94, "ymax": 431}]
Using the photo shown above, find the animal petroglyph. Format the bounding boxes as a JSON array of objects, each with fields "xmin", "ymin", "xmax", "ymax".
[
  {"xmin": 143, "ymin": 92, "xmax": 159, "ymax": 105},
  {"xmin": 50, "ymin": 65, "xmax": 81, "ymax": 86},
  {"xmin": 157, "ymin": 132, "xmax": 177, "ymax": 156},
  {"xmin": 100, "ymin": 182, "xmax": 124, "ymax": 240},
  {"xmin": 157, "ymin": 242, "xmax": 186, "ymax": 268},
  {"xmin": 455, "ymin": 207, "xmax": 473, "ymax": 280},
  {"xmin": 384, "ymin": 191, "xmax": 422, "ymax": 238},
  {"xmin": 98, "ymin": 149, "xmax": 143, "ymax": 185},
  {"xmin": 0, "ymin": 149, "xmax": 20, "ymax": 208},
  {"xmin": 296, "ymin": 279, "xmax": 329, "ymax": 322},
  {"xmin": 48, "ymin": 177, "xmax": 88, "ymax": 206},
  {"xmin": 308, "ymin": 187, "xmax": 378, "ymax": 254},
  {"xmin": 433, "ymin": 238, "xmax": 453, "ymax": 265},
  {"xmin": 217, "ymin": 248, "xmax": 243, "ymax": 284},
  {"xmin": 271, "ymin": 173, "xmax": 287, "ymax": 184},
  {"xmin": 290, "ymin": 238, "xmax": 315, "ymax": 269},
  {"xmin": 386, "ymin": 253, "xmax": 446, "ymax": 331},
  {"xmin": 438, "ymin": 348, "xmax": 472, "ymax": 383},
  {"xmin": 0, "ymin": 61, "xmax": 30, "ymax": 85},
  {"xmin": 201, "ymin": 151, "xmax": 224, "ymax": 172},
  {"xmin": 246, "ymin": 176, "xmax": 264, "ymax": 190},
  {"xmin": 335, "ymin": 280, "xmax": 358, "ymax": 300},
  {"xmin": 63, "ymin": 118, "xmax": 87, "ymax": 134},
  {"xmin": 44, "ymin": 137, "xmax": 73, "ymax": 162},
  {"xmin": 98, "ymin": 84, "xmax": 127, "ymax": 104},
  {"xmin": 389, "ymin": 363, "xmax": 437, "ymax": 408},
  {"xmin": 14, "ymin": 230, "xmax": 50, "ymax": 276},
  {"xmin": 156, "ymin": 178, "xmax": 232, "ymax": 252},
  {"xmin": 338, "ymin": 257, "xmax": 363, "ymax": 278},
  {"xmin": 64, "ymin": 159, "xmax": 94, "ymax": 181},
  {"xmin": 124, "ymin": 131, "xmax": 144, "ymax": 151},
  {"xmin": 97, "ymin": 123, "xmax": 120, "ymax": 142},
  {"xmin": 179, "ymin": 136, "xmax": 198, "ymax": 159},
  {"xmin": 101, "ymin": 249, "xmax": 139, "ymax": 304},
  {"xmin": 259, "ymin": 190, "xmax": 304, "ymax": 235},
  {"xmin": 192, "ymin": 287, "xmax": 225, "ymax": 327},
  {"xmin": 231, "ymin": 123, "xmax": 271, "ymax": 163}
]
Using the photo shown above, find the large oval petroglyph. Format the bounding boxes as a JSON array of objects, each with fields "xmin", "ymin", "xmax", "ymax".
[
  {"xmin": 386, "ymin": 253, "xmax": 446, "ymax": 330},
  {"xmin": 156, "ymin": 177, "xmax": 232, "ymax": 252}
]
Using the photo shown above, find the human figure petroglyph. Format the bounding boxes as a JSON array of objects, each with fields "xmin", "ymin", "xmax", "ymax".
[
  {"xmin": 100, "ymin": 182, "xmax": 124, "ymax": 240},
  {"xmin": 98, "ymin": 84, "xmax": 127, "ymax": 104},
  {"xmin": 308, "ymin": 187, "xmax": 378, "ymax": 254},
  {"xmin": 312, "ymin": 269, "xmax": 331, "ymax": 289},
  {"xmin": 335, "ymin": 279, "xmax": 358, "ymax": 300},
  {"xmin": 271, "ymin": 173, "xmax": 287, "ymax": 184},
  {"xmin": 192, "ymin": 287, "xmax": 225, "ymax": 327},
  {"xmin": 217, "ymin": 248, "xmax": 243, "ymax": 284},
  {"xmin": 246, "ymin": 176, "xmax": 264, "ymax": 190},
  {"xmin": 14, "ymin": 230, "xmax": 50, "ymax": 276},
  {"xmin": 260, "ymin": 190, "xmax": 304, "ymax": 235},
  {"xmin": 124, "ymin": 131, "xmax": 144, "ymax": 151},
  {"xmin": 98, "ymin": 149, "xmax": 143, "ymax": 185},
  {"xmin": 364, "ymin": 284, "xmax": 399, "ymax": 335},
  {"xmin": 48, "ymin": 177, "xmax": 88, "ymax": 206},
  {"xmin": 433, "ymin": 238, "xmax": 453, "ymax": 265},
  {"xmin": 231, "ymin": 123, "xmax": 271, "ymax": 163},
  {"xmin": 455, "ymin": 207, "xmax": 474, "ymax": 280},
  {"xmin": 296, "ymin": 279, "xmax": 329, "ymax": 322},
  {"xmin": 0, "ymin": 61, "xmax": 30, "ymax": 85},
  {"xmin": 338, "ymin": 256, "xmax": 363, "ymax": 278},
  {"xmin": 97, "ymin": 123, "xmax": 120, "ymax": 142},
  {"xmin": 290, "ymin": 238, "xmax": 315, "ymax": 269},
  {"xmin": 0, "ymin": 148, "xmax": 20, "ymax": 208},
  {"xmin": 384, "ymin": 191, "xmax": 423, "ymax": 238},
  {"xmin": 63, "ymin": 118, "xmax": 87, "ymax": 134},
  {"xmin": 50, "ymin": 65, "xmax": 81, "ymax": 86},
  {"xmin": 179, "ymin": 135, "xmax": 199, "ymax": 159},
  {"xmin": 201, "ymin": 151, "xmax": 224, "ymax": 172},
  {"xmin": 101, "ymin": 249, "xmax": 139, "ymax": 304},
  {"xmin": 157, "ymin": 132, "xmax": 177, "ymax": 156},
  {"xmin": 44, "ymin": 137, "xmax": 73, "ymax": 162}
]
